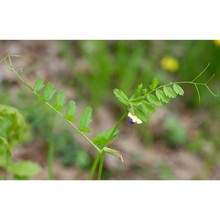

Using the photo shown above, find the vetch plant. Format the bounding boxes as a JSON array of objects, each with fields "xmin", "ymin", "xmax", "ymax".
[{"xmin": 1, "ymin": 54, "xmax": 218, "ymax": 180}]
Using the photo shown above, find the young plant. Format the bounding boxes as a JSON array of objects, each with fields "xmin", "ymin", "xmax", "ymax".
[
  {"xmin": 0, "ymin": 104, "xmax": 42, "ymax": 180},
  {"xmin": 1, "ymin": 54, "xmax": 218, "ymax": 180}
]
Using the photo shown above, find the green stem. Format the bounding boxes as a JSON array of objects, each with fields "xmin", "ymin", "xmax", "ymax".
[
  {"xmin": 48, "ymin": 142, "xmax": 54, "ymax": 180},
  {"xmin": 108, "ymin": 111, "xmax": 127, "ymax": 143},
  {"xmin": 88, "ymin": 153, "xmax": 100, "ymax": 180},
  {"xmin": 48, "ymin": 124, "xmax": 55, "ymax": 180},
  {"xmin": 98, "ymin": 152, "xmax": 105, "ymax": 180}
]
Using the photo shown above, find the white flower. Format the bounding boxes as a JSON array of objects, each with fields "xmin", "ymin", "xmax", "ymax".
[{"xmin": 128, "ymin": 112, "xmax": 142, "ymax": 124}]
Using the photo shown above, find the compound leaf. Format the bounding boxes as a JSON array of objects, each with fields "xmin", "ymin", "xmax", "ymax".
[
  {"xmin": 34, "ymin": 78, "xmax": 44, "ymax": 92},
  {"xmin": 78, "ymin": 107, "xmax": 92, "ymax": 132}
]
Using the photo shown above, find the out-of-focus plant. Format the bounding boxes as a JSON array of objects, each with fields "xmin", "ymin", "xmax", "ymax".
[
  {"xmin": 59, "ymin": 41, "xmax": 150, "ymax": 107},
  {"xmin": 2, "ymin": 54, "xmax": 217, "ymax": 180},
  {"xmin": 0, "ymin": 104, "xmax": 42, "ymax": 180}
]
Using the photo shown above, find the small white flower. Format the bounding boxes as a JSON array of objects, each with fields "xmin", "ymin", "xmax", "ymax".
[{"xmin": 128, "ymin": 112, "xmax": 142, "ymax": 124}]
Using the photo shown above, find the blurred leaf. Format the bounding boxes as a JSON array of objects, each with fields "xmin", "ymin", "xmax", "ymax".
[
  {"xmin": 163, "ymin": 115, "xmax": 187, "ymax": 145},
  {"xmin": 149, "ymin": 77, "xmax": 159, "ymax": 90},
  {"xmin": 113, "ymin": 89, "xmax": 129, "ymax": 105},
  {"xmin": 34, "ymin": 78, "xmax": 44, "ymax": 92},
  {"xmin": 74, "ymin": 150, "xmax": 91, "ymax": 169},
  {"xmin": 54, "ymin": 90, "xmax": 66, "ymax": 111},
  {"xmin": 134, "ymin": 107, "xmax": 149, "ymax": 122},
  {"xmin": 131, "ymin": 83, "xmax": 143, "ymax": 99},
  {"xmin": 173, "ymin": 84, "xmax": 184, "ymax": 96},
  {"xmin": 78, "ymin": 107, "xmax": 92, "ymax": 132},
  {"xmin": 7, "ymin": 161, "xmax": 42, "ymax": 177},
  {"xmin": 140, "ymin": 101, "xmax": 156, "ymax": 113},
  {"xmin": 143, "ymin": 88, "xmax": 148, "ymax": 95},
  {"xmin": 0, "ymin": 105, "xmax": 28, "ymax": 148},
  {"xmin": 163, "ymin": 86, "xmax": 176, "ymax": 98},
  {"xmin": 155, "ymin": 89, "xmax": 170, "ymax": 103},
  {"xmin": 43, "ymin": 83, "xmax": 56, "ymax": 101},
  {"xmin": 0, "ymin": 147, "xmax": 7, "ymax": 167},
  {"xmin": 147, "ymin": 94, "xmax": 162, "ymax": 106},
  {"xmin": 158, "ymin": 164, "xmax": 174, "ymax": 180},
  {"xmin": 64, "ymin": 100, "xmax": 77, "ymax": 121},
  {"xmin": 93, "ymin": 128, "xmax": 119, "ymax": 147}
]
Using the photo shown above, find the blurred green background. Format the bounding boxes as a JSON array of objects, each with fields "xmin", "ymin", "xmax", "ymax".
[{"xmin": 0, "ymin": 40, "xmax": 219, "ymax": 179}]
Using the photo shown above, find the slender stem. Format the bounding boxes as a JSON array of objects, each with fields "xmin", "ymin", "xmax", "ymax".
[
  {"xmin": 48, "ymin": 141, "xmax": 54, "ymax": 180},
  {"xmin": 191, "ymin": 62, "xmax": 210, "ymax": 82},
  {"xmin": 194, "ymin": 84, "xmax": 201, "ymax": 104},
  {"xmin": 88, "ymin": 153, "xmax": 100, "ymax": 180},
  {"xmin": 48, "ymin": 115, "xmax": 55, "ymax": 180},
  {"xmin": 108, "ymin": 111, "xmax": 127, "ymax": 143},
  {"xmin": 98, "ymin": 152, "xmax": 105, "ymax": 180}
]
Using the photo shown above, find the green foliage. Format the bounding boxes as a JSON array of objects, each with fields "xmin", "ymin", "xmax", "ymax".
[
  {"xmin": 65, "ymin": 100, "xmax": 77, "ymax": 121},
  {"xmin": 131, "ymin": 83, "xmax": 143, "ymax": 99},
  {"xmin": 0, "ymin": 148, "xmax": 7, "ymax": 167},
  {"xmin": 163, "ymin": 86, "xmax": 176, "ymax": 98},
  {"xmin": 140, "ymin": 101, "xmax": 156, "ymax": 114},
  {"xmin": 55, "ymin": 129, "xmax": 91, "ymax": 168},
  {"xmin": 163, "ymin": 115, "xmax": 187, "ymax": 146},
  {"xmin": 149, "ymin": 77, "xmax": 159, "ymax": 90},
  {"xmin": 155, "ymin": 89, "xmax": 169, "ymax": 103},
  {"xmin": 7, "ymin": 161, "xmax": 42, "ymax": 178},
  {"xmin": 74, "ymin": 150, "xmax": 91, "ymax": 169},
  {"xmin": 78, "ymin": 107, "xmax": 92, "ymax": 132},
  {"xmin": 113, "ymin": 89, "xmax": 129, "ymax": 105},
  {"xmin": 0, "ymin": 104, "xmax": 42, "ymax": 179},
  {"xmin": 34, "ymin": 78, "xmax": 44, "ymax": 92},
  {"xmin": 0, "ymin": 104, "xmax": 28, "ymax": 148},
  {"xmin": 147, "ymin": 94, "xmax": 162, "ymax": 106},
  {"xmin": 133, "ymin": 107, "xmax": 149, "ymax": 122},
  {"xmin": 173, "ymin": 84, "xmax": 184, "ymax": 96},
  {"xmin": 93, "ymin": 128, "xmax": 119, "ymax": 147},
  {"xmin": 43, "ymin": 82, "xmax": 56, "ymax": 101},
  {"xmin": 54, "ymin": 90, "xmax": 66, "ymax": 111},
  {"xmin": 115, "ymin": 77, "xmax": 189, "ymax": 124}
]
